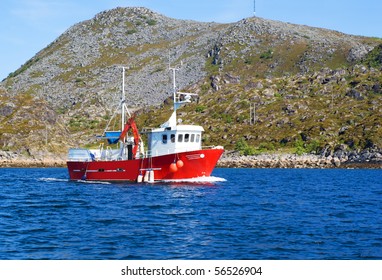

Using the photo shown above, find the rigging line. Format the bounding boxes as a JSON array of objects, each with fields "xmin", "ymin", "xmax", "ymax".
[{"xmin": 103, "ymin": 102, "xmax": 120, "ymax": 135}]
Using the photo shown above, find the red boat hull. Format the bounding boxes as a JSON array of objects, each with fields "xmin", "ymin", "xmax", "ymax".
[{"xmin": 67, "ymin": 148, "xmax": 224, "ymax": 182}]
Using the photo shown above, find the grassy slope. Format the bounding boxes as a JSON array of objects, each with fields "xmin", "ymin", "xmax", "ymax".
[
  {"xmin": 1, "ymin": 9, "xmax": 381, "ymax": 157},
  {"xmin": 137, "ymin": 37, "xmax": 382, "ymax": 155}
]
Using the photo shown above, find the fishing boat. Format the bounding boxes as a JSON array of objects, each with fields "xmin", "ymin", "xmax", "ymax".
[{"xmin": 66, "ymin": 67, "xmax": 224, "ymax": 182}]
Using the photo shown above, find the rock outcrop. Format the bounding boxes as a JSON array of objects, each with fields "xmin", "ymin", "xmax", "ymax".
[
  {"xmin": 0, "ymin": 150, "xmax": 65, "ymax": 167},
  {"xmin": 219, "ymin": 149, "xmax": 382, "ymax": 169}
]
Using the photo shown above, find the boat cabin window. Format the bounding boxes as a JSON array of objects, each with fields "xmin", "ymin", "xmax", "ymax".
[
  {"xmin": 175, "ymin": 133, "xmax": 201, "ymax": 143},
  {"xmin": 196, "ymin": 134, "xmax": 200, "ymax": 143},
  {"xmin": 162, "ymin": 134, "xmax": 168, "ymax": 144}
]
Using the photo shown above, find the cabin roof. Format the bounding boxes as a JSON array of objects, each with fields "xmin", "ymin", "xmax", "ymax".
[{"xmin": 142, "ymin": 125, "xmax": 204, "ymax": 134}]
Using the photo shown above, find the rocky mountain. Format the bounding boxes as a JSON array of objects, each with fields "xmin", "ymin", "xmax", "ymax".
[{"xmin": 1, "ymin": 7, "xmax": 381, "ymax": 163}]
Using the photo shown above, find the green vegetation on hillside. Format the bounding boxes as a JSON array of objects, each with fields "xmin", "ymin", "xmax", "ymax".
[
  {"xmin": 138, "ymin": 44, "xmax": 382, "ymax": 155},
  {"xmin": 1, "ymin": 7, "xmax": 381, "ymax": 158}
]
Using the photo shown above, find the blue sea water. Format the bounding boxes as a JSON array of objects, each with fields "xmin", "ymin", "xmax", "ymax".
[{"xmin": 0, "ymin": 167, "xmax": 381, "ymax": 260}]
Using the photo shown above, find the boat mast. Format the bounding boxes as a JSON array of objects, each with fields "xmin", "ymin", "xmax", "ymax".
[
  {"xmin": 120, "ymin": 66, "xmax": 132, "ymax": 130},
  {"xmin": 121, "ymin": 66, "xmax": 126, "ymax": 131}
]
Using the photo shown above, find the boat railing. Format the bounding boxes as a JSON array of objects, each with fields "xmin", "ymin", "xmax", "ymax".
[
  {"xmin": 144, "ymin": 146, "xmax": 219, "ymax": 158},
  {"xmin": 202, "ymin": 145, "xmax": 224, "ymax": 150},
  {"xmin": 141, "ymin": 127, "xmax": 154, "ymax": 133},
  {"xmin": 67, "ymin": 148, "xmax": 93, "ymax": 162},
  {"xmin": 68, "ymin": 146, "xmax": 222, "ymax": 162}
]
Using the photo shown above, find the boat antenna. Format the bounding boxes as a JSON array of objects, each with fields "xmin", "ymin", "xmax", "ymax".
[{"xmin": 169, "ymin": 66, "xmax": 179, "ymax": 115}]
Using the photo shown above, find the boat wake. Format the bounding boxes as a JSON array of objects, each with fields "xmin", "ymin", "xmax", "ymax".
[
  {"xmin": 76, "ymin": 180, "xmax": 112, "ymax": 185},
  {"xmin": 38, "ymin": 177, "xmax": 112, "ymax": 185},
  {"xmin": 161, "ymin": 176, "xmax": 226, "ymax": 184},
  {"xmin": 38, "ymin": 177, "xmax": 224, "ymax": 185},
  {"xmin": 38, "ymin": 178, "xmax": 69, "ymax": 183}
]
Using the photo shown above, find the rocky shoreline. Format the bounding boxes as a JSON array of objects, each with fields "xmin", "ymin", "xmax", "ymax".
[
  {"xmin": 218, "ymin": 150, "xmax": 382, "ymax": 169},
  {"xmin": 1, "ymin": 149, "xmax": 381, "ymax": 169},
  {"xmin": 0, "ymin": 151, "xmax": 66, "ymax": 168}
]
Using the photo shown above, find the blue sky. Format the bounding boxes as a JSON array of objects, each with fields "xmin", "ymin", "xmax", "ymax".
[{"xmin": 1, "ymin": 0, "xmax": 381, "ymax": 80}]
